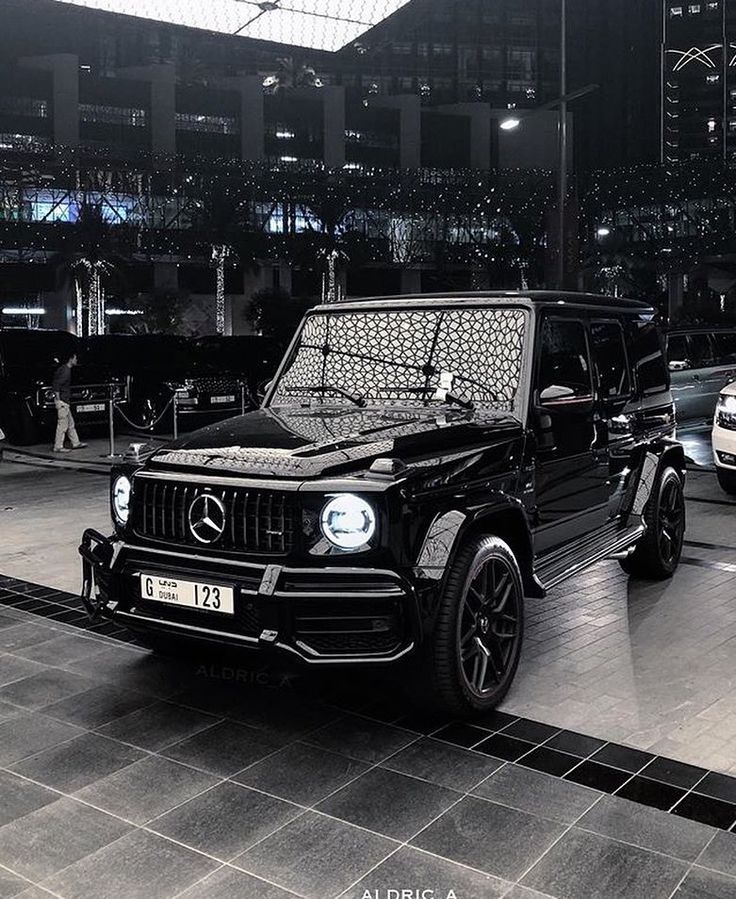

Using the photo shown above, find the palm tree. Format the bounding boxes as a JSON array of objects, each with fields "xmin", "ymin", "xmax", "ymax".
[
  {"xmin": 263, "ymin": 56, "xmax": 323, "ymax": 94},
  {"xmin": 191, "ymin": 179, "xmax": 266, "ymax": 334},
  {"xmin": 54, "ymin": 202, "xmax": 136, "ymax": 336}
]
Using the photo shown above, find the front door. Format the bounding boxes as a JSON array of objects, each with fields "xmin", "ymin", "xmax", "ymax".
[
  {"xmin": 590, "ymin": 319, "xmax": 635, "ymax": 521},
  {"xmin": 532, "ymin": 316, "xmax": 609, "ymax": 554}
]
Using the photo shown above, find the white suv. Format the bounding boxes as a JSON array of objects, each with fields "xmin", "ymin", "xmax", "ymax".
[{"xmin": 713, "ymin": 382, "xmax": 736, "ymax": 494}]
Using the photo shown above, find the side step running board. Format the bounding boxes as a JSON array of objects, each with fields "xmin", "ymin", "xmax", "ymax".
[{"xmin": 535, "ymin": 524, "xmax": 645, "ymax": 593}]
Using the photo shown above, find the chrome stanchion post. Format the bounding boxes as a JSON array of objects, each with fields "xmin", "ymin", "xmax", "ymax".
[
  {"xmin": 173, "ymin": 389, "xmax": 179, "ymax": 440},
  {"xmin": 240, "ymin": 380, "xmax": 246, "ymax": 415},
  {"xmin": 103, "ymin": 383, "xmax": 121, "ymax": 459}
]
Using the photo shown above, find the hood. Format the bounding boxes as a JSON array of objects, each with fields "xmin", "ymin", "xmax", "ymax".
[{"xmin": 148, "ymin": 405, "xmax": 523, "ymax": 480}]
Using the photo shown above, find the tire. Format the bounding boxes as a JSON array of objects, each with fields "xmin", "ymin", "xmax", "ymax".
[
  {"xmin": 5, "ymin": 402, "xmax": 39, "ymax": 446},
  {"xmin": 716, "ymin": 467, "xmax": 736, "ymax": 496},
  {"xmin": 419, "ymin": 535, "xmax": 524, "ymax": 716},
  {"xmin": 620, "ymin": 466, "xmax": 685, "ymax": 580}
]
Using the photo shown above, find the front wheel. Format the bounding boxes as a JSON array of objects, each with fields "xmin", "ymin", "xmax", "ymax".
[
  {"xmin": 716, "ymin": 467, "xmax": 736, "ymax": 496},
  {"xmin": 421, "ymin": 535, "xmax": 524, "ymax": 716},
  {"xmin": 620, "ymin": 466, "xmax": 685, "ymax": 580}
]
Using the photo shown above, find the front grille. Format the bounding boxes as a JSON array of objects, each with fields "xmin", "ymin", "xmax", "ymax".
[{"xmin": 131, "ymin": 479, "xmax": 296, "ymax": 555}]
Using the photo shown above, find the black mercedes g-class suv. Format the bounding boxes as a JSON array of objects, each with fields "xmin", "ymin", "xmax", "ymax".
[{"xmin": 80, "ymin": 292, "xmax": 685, "ymax": 714}]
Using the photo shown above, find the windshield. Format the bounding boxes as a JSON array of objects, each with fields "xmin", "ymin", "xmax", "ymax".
[{"xmin": 269, "ymin": 305, "xmax": 528, "ymax": 412}]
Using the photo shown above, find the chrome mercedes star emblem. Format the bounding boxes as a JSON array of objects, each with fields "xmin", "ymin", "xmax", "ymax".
[{"xmin": 188, "ymin": 494, "xmax": 227, "ymax": 544}]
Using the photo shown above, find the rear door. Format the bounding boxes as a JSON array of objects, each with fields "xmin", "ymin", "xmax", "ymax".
[
  {"xmin": 688, "ymin": 332, "xmax": 724, "ymax": 423},
  {"xmin": 667, "ymin": 333, "xmax": 699, "ymax": 424},
  {"xmin": 589, "ymin": 318, "xmax": 634, "ymax": 521}
]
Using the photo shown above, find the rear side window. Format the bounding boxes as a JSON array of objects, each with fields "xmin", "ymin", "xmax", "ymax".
[
  {"xmin": 632, "ymin": 322, "xmax": 668, "ymax": 396},
  {"xmin": 591, "ymin": 321, "xmax": 631, "ymax": 398},
  {"xmin": 712, "ymin": 332, "xmax": 736, "ymax": 365},
  {"xmin": 538, "ymin": 318, "xmax": 592, "ymax": 399},
  {"xmin": 688, "ymin": 333, "xmax": 716, "ymax": 367}
]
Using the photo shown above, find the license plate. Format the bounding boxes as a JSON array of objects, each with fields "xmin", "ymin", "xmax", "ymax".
[
  {"xmin": 139, "ymin": 574, "xmax": 234, "ymax": 615},
  {"xmin": 76, "ymin": 403, "xmax": 105, "ymax": 413},
  {"xmin": 211, "ymin": 395, "xmax": 236, "ymax": 405}
]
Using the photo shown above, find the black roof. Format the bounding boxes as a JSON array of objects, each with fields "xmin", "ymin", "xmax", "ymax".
[{"xmin": 329, "ymin": 290, "xmax": 655, "ymax": 313}]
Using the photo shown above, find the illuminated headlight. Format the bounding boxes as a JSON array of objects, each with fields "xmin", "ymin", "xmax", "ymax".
[
  {"xmin": 42, "ymin": 388, "xmax": 55, "ymax": 404},
  {"xmin": 716, "ymin": 394, "xmax": 736, "ymax": 431},
  {"xmin": 320, "ymin": 494, "xmax": 376, "ymax": 550},
  {"xmin": 111, "ymin": 475, "xmax": 131, "ymax": 525}
]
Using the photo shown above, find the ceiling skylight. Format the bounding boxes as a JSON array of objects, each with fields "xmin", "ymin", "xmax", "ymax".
[{"xmin": 49, "ymin": 1, "xmax": 412, "ymax": 52}]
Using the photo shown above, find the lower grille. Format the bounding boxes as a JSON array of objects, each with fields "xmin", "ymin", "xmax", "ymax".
[
  {"xmin": 132, "ymin": 479, "xmax": 296, "ymax": 555},
  {"xmin": 300, "ymin": 631, "xmax": 402, "ymax": 654},
  {"xmin": 293, "ymin": 598, "xmax": 403, "ymax": 657}
]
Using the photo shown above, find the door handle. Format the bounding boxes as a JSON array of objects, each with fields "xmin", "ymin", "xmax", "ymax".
[{"xmin": 692, "ymin": 374, "xmax": 701, "ymax": 381}]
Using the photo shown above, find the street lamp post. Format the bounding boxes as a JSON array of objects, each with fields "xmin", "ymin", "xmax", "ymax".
[{"xmin": 558, "ymin": 0, "xmax": 568, "ymax": 291}]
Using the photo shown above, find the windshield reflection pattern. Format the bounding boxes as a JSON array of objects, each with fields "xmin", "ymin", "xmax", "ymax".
[{"xmin": 271, "ymin": 307, "xmax": 527, "ymax": 410}]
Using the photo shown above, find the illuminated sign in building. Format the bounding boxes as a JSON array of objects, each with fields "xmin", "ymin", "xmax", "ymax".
[{"xmin": 48, "ymin": 1, "xmax": 412, "ymax": 52}]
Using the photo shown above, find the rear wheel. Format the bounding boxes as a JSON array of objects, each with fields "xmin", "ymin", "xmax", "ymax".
[
  {"xmin": 422, "ymin": 535, "xmax": 524, "ymax": 716},
  {"xmin": 620, "ymin": 466, "xmax": 685, "ymax": 580},
  {"xmin": 716, "ymin": 467, "xmax": 736, "ymax": 496}
]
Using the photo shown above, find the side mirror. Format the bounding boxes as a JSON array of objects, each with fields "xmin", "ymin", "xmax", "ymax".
[
  {"xmin": 257, "ymin": 379, "xmax": 273, "ymax": 401},
  {"xmin": 539, "ymin": 384, "xmax": 576, "ymax": 403}
]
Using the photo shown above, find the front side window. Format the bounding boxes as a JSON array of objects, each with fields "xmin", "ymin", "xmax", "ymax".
[
  {"xmin": 538, "ymin": 319, "xmax": 592, "ymax": 400},
  {"xmin": 591, "ymin": 321, "xmax": 631, "ymax": 398},
  {"xmin": 668, "ymin": 334, "xmax": 691, "ymax": 369},
  {"xmin": 270, "ymin": 306, "xmax": 529, "ymax": 412}
]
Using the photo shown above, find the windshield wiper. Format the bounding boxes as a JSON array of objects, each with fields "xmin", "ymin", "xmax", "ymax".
[
  {"xmin": 290, "ymin": 384, "xmax": 367, "ymax": 408},
  {"xmin": 386, "ymin": 385, "xmax": 476, "ymax": 411}
]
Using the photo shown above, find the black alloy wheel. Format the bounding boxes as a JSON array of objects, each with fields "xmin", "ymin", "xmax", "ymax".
[
  {"xmin": 620, "ymin": 466, "xmax": 685, "ymax": 580},
  {"xmin": 458, "ymin": 553, "xmax": 521, "ymax": 699},
  {"xmin": 658, "ymin": 475, "xmax": 686, "ymax": 568},
  {"xmin": 423, "ymin": 535, "xmax": 524, "ymax": 715}
]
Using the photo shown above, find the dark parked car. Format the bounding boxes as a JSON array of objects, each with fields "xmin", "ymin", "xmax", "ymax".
[
  {"xmin": 81, "ymin": 292, "xmax": 685, "ymax": 714},
  {"xmin": 667, "ymin": 327, "xmax": 736, "ymax": 429},
  {"xmin": 0, "ymin": 329, "xmax": 125, "ymax": 445},
  {"xmin": 83, "ymin": 334, "xmax": 281, "ymax": 432}
]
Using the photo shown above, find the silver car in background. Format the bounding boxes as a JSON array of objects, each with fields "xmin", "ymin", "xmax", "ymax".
[{"xmin": 667, "ymin": 328, "xmax": 736, "ymax": 429}]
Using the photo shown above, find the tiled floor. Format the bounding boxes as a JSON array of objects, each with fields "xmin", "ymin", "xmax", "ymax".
[
  {"xmin": 501, "ymin": 469, "xmax": 736, "ymax": 775},
  {"xmin": 2, "ymin": 435, "xmax": 736, "ymax": 897},
  {"xmin": 0, "ymin": 602, "xmax": 735, "ymax": 899}
]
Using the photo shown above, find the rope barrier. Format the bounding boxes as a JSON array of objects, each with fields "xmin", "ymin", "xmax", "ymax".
[{"xmin": 113, "ymin": 395, "xmax": 176, "ymax": 433}]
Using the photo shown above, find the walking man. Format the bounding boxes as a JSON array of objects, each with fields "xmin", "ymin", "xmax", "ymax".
[{"xmin": 52, "ymin": 351, "xmax": 88, "ymax": 453}]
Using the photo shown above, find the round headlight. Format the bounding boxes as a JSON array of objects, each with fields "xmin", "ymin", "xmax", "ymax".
[
  {"xmin": 112, "ymin": 475, "xmax": 131, "ymax": 525},
  {"xmin": 320, "ymin": 494, "xmax": 376, "ymax": 550}
]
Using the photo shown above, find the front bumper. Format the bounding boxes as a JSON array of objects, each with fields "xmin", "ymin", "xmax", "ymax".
[
  {"xmin": 79, "ymin": 529, "xmax": 421, "ymax": 664},
  {"xmin": 713, "ymin": 421, "xmax": 736, "ymax": 469}
]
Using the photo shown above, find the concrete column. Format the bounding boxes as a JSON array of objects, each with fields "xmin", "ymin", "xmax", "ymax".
[
  {"xmin": 370, "ymin": 95, "xmax": 421, "ymax": 168},
  {"xmin": 438, "ymin": 103, "xmax": 492, "ymax": 170},
  {"xmin": 224, "ymin": 75, "xmax": 265, "ymax": 161},
  {"xmin": 323, "ymin": 85, "xmax": 346, "ymax": 168},
  {"xmin": 20, "ymin": 54, "xmax": 79, "ymax": 146},
  {"xmin": 119, "ymin": 64, "xmax": 176, "ymax": 154},
  {"xmin": 154, "ymin": 262, "xmax": 179, "ymax": 292}
]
